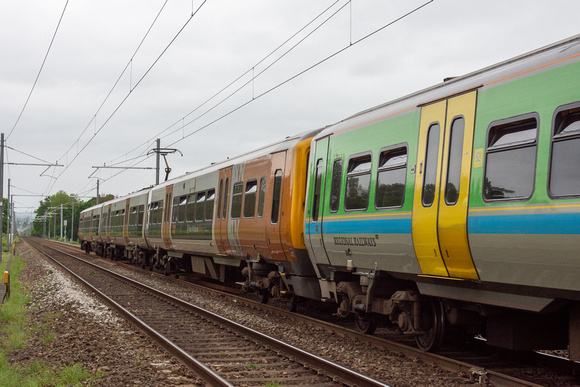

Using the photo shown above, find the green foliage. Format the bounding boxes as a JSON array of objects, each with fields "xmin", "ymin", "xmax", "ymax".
[
  {"xmin": 0, "ymin": 252, "xmax": 102, "ymax": 385},
  {"xmin": 31, "ymin": 190, "xmax": 115, "ymax": 242},
  {"xmin": 247, "ymin": 362, "xmax": 260, "ymax": 369}
]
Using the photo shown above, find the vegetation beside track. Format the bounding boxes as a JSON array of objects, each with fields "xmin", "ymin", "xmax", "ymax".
[{"xmin": 0, "ymin": 250, "xmax": 103, "ymax": 386}]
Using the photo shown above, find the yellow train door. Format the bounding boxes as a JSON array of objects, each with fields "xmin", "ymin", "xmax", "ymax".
[{"xmin": 412, "ymin": 91, "xmax": 479, "ymax": 279}]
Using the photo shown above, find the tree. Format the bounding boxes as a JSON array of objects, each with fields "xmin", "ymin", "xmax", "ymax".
[{"xmin": 32, "ymin": 191, "xmax": 115, "ymax": 241}]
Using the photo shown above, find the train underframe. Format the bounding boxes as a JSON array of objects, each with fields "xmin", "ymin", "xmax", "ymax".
[{"xmin": 320, "ymin": 269, "xmax": 579, "ymax": 359}]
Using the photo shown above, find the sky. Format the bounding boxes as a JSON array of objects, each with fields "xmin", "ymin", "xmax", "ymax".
[{"xmin": 1, "ymin": 0, "xmax": 579, "ymax": 221}]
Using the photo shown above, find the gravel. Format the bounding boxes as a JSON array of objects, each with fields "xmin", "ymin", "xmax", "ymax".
[
  {"xmin": 10, "ymin": 242, "xmax": 199, "ymax": 386},
  {"xmin": 12, "ymin": 240, "xmax": 473, "ymax": 386}
]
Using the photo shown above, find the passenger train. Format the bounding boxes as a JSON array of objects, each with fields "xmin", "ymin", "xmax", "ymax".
[{"xmin": 79, "ymin": 35, "xmax": 580, "ymax": 358}]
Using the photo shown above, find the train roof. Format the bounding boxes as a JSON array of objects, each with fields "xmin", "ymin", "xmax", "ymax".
[
  {"xmin": 314, "ymin": 34, "xmax": 580, "ymax": 140},
  {"xmin": 150, "ymin": 127, "xmax": 324, "ymax": 191}
]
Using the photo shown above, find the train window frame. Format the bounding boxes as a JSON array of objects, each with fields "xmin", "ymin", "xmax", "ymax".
[
  {"xmin": 445, "ymin": 117, "xmax": 465, "ymax": 206},
  {"xmin": 483, "ymin": 113, "xmax": 539, "ymax": 202},
  {"xmin": 138, "ymin": 204, "xmax": 144, "ymax": 225},
  {"xmin": 375, "ymin": 144, "xmax": 408, "ymax": 210},
  {"xmin": 422, "ymin": 122, "xmax": 440, "ymax": 207},
  {"xmin": 178, "ymin": 195, "xmax": 187, "ymax": 222},
  {"xmin": 217, "ymin": 179, "xmax": 223, "ymax": 221},
  {"xmin": 257, "ymin": 177, "xmax": 266, "ymax": 218},
  {"xmin": 205, "ymin": 189, "xmax": 216, "ymax": 221},
  {"xmin": 171, "ymin": 196, "xmax": 181, "ymax": 223},
  {"xmin": 186, "ymin": 194, "xmax": 196, "ymax": 222},
  {"xmin": 195, "ymin": 191, "xmax": 206, "ymax": 222},
  {"xmin": 271, "ymin": 170, "xmax": 283, "ymax": 224},
  {"xmin": 548, "ymin": 101, "xmax": 580, "ymax": 199},
  {"xmin": 231, "ymin": 182, "xmax": 244, "ymax": 219},
  {"xmin": 312, "ymin": 158, "xmax": 324, "ymax": 221},
  {"xmin": 329, "ymin": 158, "xmax": 343, "ymax": 213},
  {"xmin": 243, "ymin": 179, "xmax": 258, "ymax": 219},
  {"xmin": 222, "ymin": 178, "xmax": 229, "ymax": 220},
  {"xmin": 344, "ymin": 152, "xmax": 372, "ymax": 212}
]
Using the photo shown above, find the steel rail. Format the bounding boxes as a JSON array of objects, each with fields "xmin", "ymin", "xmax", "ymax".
[
  {"xmin": 29, "ymin": 239, "xmax": 389, "ymax": 387},
  {"xmin": 29, "ymin": 240, "xmax": 233, "ymax": 387},
  {"xmin": 45, "ymin": 238, "xmax": 548, "ymax": 387}
]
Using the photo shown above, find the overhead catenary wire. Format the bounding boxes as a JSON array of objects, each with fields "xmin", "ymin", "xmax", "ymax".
[
  {"xmin": 86, "ymin": 0, "xmax": 434, "ymax": 193},
  {"xmin": 166, "ymin": 0, "xmax": 434, "ymax": 146},
  {"xmin": 100, "ymin": 0, "xmax": 342, "ymax": 170},
  {"xmin": 44, "ymin": 1, "xmax": 207, "ymax": 196},
  {"xmin": 6, "ymin": 0, "xmax": 69, "ymax": 141}
]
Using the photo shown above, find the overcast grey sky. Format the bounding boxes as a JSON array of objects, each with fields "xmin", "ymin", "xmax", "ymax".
[{"xmin": 1, "ymin": 0, "xmax": 579, "ymax": 218}]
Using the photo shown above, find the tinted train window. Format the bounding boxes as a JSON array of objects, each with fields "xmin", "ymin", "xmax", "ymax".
[
  {"xmin": 172, "ymin": 197, "xmax": 181, "ymax": 223},
  {"xmin": 271, "ymin": 170, "xmax": 282, "ymax": 224},
  {"xmin": 422, "ymin": 123, "xmax": 440, "ymax": 207},
  {"xmin": 329, "ymin": 158, "xmax": 342, "ymax": 213},
  {"xmin": 550, "ymin": 104, "xmax": 580, "ymax": 197},
  {"xmin": 484, "ymin": 115, "xmax": 538, "ymax": 201},
  {"xmin": 231, "ymin": 182, "xmax": 243, "ymax": 219},
  {"xmin": 376, "ymin": 147, "xmax": 407, "ymax": 208},
  {"xmin": 205, "ymin": 189, "xmax": 215, "ymax": 220},
  {"xmin": 222, "ymin": 178, "xmax": 229, "ymax": 220},
  {"xmin": 244, "ymin": 180, "xmax": 257, "ymax": 218},
  {"xmin": 195, "ymin": 192, "xmax": 206, "ymax": 222},
  {"xmin": 138, "ymin": 205, "xmax": 144, "ymax": 224},
  {"xmin": 217, "ymin": 179, "xmax": 223, "ymax": 221},
  {"xmin": 257, "ymin": 177, "xmax": 266, "ymax": 218},
  {"xmin": 186, "ymin": 194, "xmax": 196, "ymax": 222},
  {"xmin": 178, "ymin": 196, "xmax": 187, "ymax": 222},
  {"xmin": 312, "ymin": 159, "xmax": 323, "ymax": 221},
  {"xmin": 345, "ymin": 154, "xmax": 371, "ymax": 211},
  {"xmin": 445, "ymin": 117, "xmax": 465, "ymax": 205}
]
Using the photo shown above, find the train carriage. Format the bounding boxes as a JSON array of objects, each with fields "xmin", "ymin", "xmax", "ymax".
[
  {"xmin": 304, "ymin": 35, "xmax": 580, "ymax": 356},
  {"xmin": 77, "ymin": 34, "xmax": 580, "ymax": 358},
  {"xmin": 142, "ymin": 129, "xmax": 322, "ymax": 300},
  {"xmin": 78, "ymin": 203, "xmax": 103, "ymax": 253}
]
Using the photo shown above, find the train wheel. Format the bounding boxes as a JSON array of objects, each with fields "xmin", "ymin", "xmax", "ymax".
[
  {"xmin": 355, "ymin": 313, "xmax": 377, "ymax": 335},
  {"xmin": 415, "ymin": 299, "xmax": 446, "ymax": 352},
  {"xmin": 255, "ymin": 288, "xmax": 270, "ymax": 304}
]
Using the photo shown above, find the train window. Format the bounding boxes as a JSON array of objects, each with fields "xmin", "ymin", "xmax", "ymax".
[
  {"xmin": 422, "ymin": 123, "xmax": 440, "ymax": 207},
  {"xmin": 222, "ymin": 178, "xmax": 229, "ymax": 220},
  {"xmin": 195, "ymin": 192, "xmax": 206, "ymax": 222},
  {"xmin": 312, "ymin": 159, "xmax": 324, "ymax": 221},
  {"xmin": 345, "ymin": 154, "xmax": 371, "ymax": 211},
  {"xmin": 186, "ymin": 194, "xmax": 196, "ymax": 222},
  {"xmin": 484, "ymin": 115, "xmax": 538, "ymax": 201},
  {"xmin": 244, "ymin": 180, "xmax": 258, "ymax": 218},
  {"xmin": 217, "ymin": 179, "xmax": 223, "ymax": 221},
  {"xmin": 271, "ymin": 170, "xmax": 282, "ymax": 224},
  {"xmin": 179, "ymin": 196, "xmax": 187, "ymax": 222},
  {"xmin": 231, "ymin": 182, "xmax": 243, "ymax": 219},
  {"xmin": 329, "ymin": 158, "xmax": 342, "ymax": 213},
  {"xmin": 549, "ymin": 104, "xmax": 580, "ymax": 197},
  {"xmin": 172, "ymin": 197, "xmax": 181, "ymax": 223},
  {"xmin": 138, "ymin": 205, "xmax": 144, "ymax": 224},
  {"xmin": 445, "ymin": 117, "xmax": 465, "ymax": 205},
  {"xmin": 158, "ymin": 201, "xmax": 164, "ymax": 224},
  {"xmin": 257, "ymin": 177, "xmax": 266, "ymax": 218},
  {"xmin": 205, "ymin": 189, "xmax": 215, "ymax": 220},
  {"xmin": 376, "ymin": 147, "xmax": 407, "ymax": 209}
]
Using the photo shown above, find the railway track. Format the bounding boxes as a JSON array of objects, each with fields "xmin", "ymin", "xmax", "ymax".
[
  {"xmin": 24, "ymin": 237, "xmax": 387, "ymax": 387},
  {"xmin": 28, "ymin": 238, "xmax": 580, "ymax": 386}
]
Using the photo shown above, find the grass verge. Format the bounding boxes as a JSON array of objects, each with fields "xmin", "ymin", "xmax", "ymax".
[{"xmin": 0, "ymin": 250, "xmax": 103, "ymax": 386}]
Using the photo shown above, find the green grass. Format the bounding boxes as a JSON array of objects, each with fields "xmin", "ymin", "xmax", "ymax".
[{"xmin": 0, "ymin": 249, "xmax": 104, "ymax": 386}]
